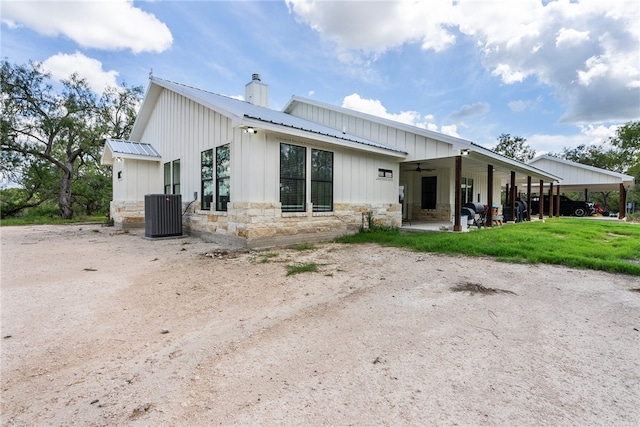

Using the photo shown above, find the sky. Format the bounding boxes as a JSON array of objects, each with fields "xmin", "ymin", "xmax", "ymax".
[{"xmin": 2, "ymin": 0, "xmax": 639, "ymax": 155}]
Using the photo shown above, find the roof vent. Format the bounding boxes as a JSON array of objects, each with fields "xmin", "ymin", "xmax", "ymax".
[{"xmin": 252, "ymin": 73, "xmax": 261, "ymax": 82}]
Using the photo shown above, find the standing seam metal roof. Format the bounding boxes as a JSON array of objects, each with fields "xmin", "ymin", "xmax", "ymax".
[
  {"xmin": 150, "ymin": 77, "xmax": 407, "ymax": 155},
  {"xmin": 105, "ymin": 139, "xmax": 161, "ymax": 158}
]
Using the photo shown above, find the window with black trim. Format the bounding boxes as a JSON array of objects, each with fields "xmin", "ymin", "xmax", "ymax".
[
  {"xmin": 216, "ymin": 144, "xmax": 230, "ymax": 211},
  {"xmin": 461, "ymin": 177, "xmax": 474, "ymax": 204},
  {"xmin": 172, "ymin": 159, "xmax": 181, "ymax": 194},
  {"xmin": 201, "ymin": 149, "xmax": 213, "ymax": 209},
  {"xmin": 311, "ymin": 149, "xmax": 333, "ymax": 212},
  {"xmin": 164, "ymin": 160, "xmax": 181, "ymax": 194},
  {"xmin": 280, "ymin": 143, "xmax": 306, "ymax": 212},
  {"xmin": 164, "ymin": 162, "xmax": 171, "ymax": 194},
  {"xmin": 421, "ymin": 176, "xmax": 437, "ymax": 209}
]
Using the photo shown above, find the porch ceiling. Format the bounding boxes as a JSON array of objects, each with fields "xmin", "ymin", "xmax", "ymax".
[{"xmin": 402, "ymin": 152, "xmax": 559, "ymax": 187}]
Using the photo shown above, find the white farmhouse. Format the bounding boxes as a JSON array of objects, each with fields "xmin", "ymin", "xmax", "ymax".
[{"xmin": 101, "ymin": 75, "xmax": 562, "ymax": 248}]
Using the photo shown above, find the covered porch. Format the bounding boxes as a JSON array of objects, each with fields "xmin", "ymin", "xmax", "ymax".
[{"xmin": 398, "ymin": 145, "xmax": 561, "ymax": 232}]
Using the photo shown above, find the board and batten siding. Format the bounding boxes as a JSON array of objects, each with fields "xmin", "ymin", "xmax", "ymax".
[
  {"xmin": 136, "ymin": 89, "xmax": 399, "ymax": 208},
  {"xmin": 531, "ymin": 158, "xmax": 617, "ymax": 186},
  {"xmin": 287, "ymin": 102, "xmax": 454, "ymax": 160},
  {"xmin": 112, "ymin": 159, "xmax": 160, "ymax": 201},
  {"xmin": 138, "ymin": 89, "xmax": 234, "ymax": 205}
]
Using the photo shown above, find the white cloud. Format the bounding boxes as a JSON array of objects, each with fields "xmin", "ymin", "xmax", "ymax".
[
  {"xmin": 527, "ymin": 124, "xmax": 618, "ymax": 154},
  {"xmin": 577, "ymin": 55, "xmax": 608, "ymax": 86},
  {"xmin": 440, "ymin": 125, "xmax": 460, "ymax": 138},
  {"xmin": 555, "ymin": 27, "xmax": 590, "ymax": 48},
  {"xmin": 286, "ymin": 0, "xmax": 456, "ymax": 55},
  {"xmin": 287, "ymin": 0, "xmax": 640, "ymax": 124},
  {"xmin": 448, "ymin": 102, "xmax": 490, "ymax": 121},
  {"xmin": 41, "ymin": 52, "xmax": 119, "ymax": 94},
  {"xmin": 2, "ymin": 0, "xmax": 172, "ymax": 53}
]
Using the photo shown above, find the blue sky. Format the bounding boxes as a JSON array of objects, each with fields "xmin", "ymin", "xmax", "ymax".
[{"xmin": 2, "ymin": 0, "xmax": 639, "ymax": 154}]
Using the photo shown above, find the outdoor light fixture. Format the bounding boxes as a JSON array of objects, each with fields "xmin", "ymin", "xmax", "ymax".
[
  {"xmin": 244, "ymin": 127, "xmax": 257, "ymax": 134},
  {"xmin": 460, "ymin": 149, "xmax": 470, "ymax": 156}
]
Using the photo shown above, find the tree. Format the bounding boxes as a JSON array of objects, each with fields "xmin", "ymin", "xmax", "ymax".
[
  {"xmin": 1, "ymin": 59, "xmax": 142, "ymax": 219},
  {"xmin": 610, "ymin": 121, "xmax": 640, "ymax": 211},
  {"xmin": 609, "ymin": 120, "xmax": 640, "ymax": 180},
  {"xmin": 492, "ymin": 133, "xmax": 536, "ymax": 162},
  {"xmin": 557, "ymin": 143, "xmax": 618, "ymax": 171}
]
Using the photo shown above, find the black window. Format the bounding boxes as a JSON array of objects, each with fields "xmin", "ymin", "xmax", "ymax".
[
  {"xmin": 311, "ymin": 149, "xmax": 333, "ymax": 212},
  {"xmin": 216, "ymin": 144, "xmax": 230, "ymax": 211},
  {"xmin": 164, "ymin": 160, "xmax": 181, "ymax": 194},
  {"xmin": 164, "ymin": 162, "xmax": 171, "ymax": 194},
  {"xmin": 461, "ymin": 177, "xmax": 474, "ymax": 204},
  {"xmin": 421, "ymin": 176, "xmax": 437, "ymax": 209},
  {"xmin": 172, "ymin": 159, "xmax": 181, "ymax": 194},
  {"xmin": 280, "ymin": 143, "xmax": 306, "ymax": 212},
  {"xmin": 201, "ymin": 149, "xmax": 213, "ymax": 209}
]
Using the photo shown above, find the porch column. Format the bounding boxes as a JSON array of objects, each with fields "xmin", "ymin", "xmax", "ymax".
[
  {"xmin": 619, "ymin": 183, "xmax": 626, "ymax": 219},
  {"xmin": 487, "ymin": 164, "xmax": 494, "ymax": 227},
  {"xmin": 584, "ymin": 188, "xmax": 588, "ymax": 202},
  {"xmin": 454, "ymin": 155, "xmax": 462, "ymax": 231},
  {"xmin": 539, "ymin": 180, "xmax": 544, "ymax": 220},
  {"xmin": 510, "ymin": 171, "xmax": 516, "ymax": 222},
  {"xmin": 526, "ymin": 176, "xmax": 532, "ymax": 221},
  {"xmin": 548, "ymin": 183, "xmax": 554, "ymax": 217},
  {"xmin": 555, "ymin": 184, "xmax": 561, "ymax": 217}
]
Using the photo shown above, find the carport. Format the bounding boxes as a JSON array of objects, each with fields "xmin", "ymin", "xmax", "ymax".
[{"xmin": 527, "ymin": 155, "xmax": 635, "ymax": 219}]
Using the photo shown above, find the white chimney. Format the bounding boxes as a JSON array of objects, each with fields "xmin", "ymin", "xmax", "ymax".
[{"xmin": 245, "ymin": 73, "xmax": 268, "ymax": 108}]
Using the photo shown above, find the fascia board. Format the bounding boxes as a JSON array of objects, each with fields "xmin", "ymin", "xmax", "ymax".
[{"xmin": 242, "ymin": 120, "xmax": 407, "ymax": 159}]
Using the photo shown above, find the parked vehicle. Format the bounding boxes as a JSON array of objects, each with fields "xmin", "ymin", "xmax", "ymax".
[
  {"xmin": 530, "ymin": 195, "xmax": 595, "ymax": 217},
  {"xmin": 593, "ymin": 203, "xmax": 610, "ymax": 217}
]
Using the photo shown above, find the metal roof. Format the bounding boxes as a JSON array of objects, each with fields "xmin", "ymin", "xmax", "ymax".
[
  {"xmin": 105, "ymin": 139, "xmax": 161, "ymax": 158},
  {"xmin": 149, "ymin": 77, "xmax": 407, "ymax": 156}
]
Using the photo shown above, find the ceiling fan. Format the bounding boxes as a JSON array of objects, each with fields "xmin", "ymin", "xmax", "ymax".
[{"xmin": 413, "ymin": 163, "xmax": 434, "ymax": 172}]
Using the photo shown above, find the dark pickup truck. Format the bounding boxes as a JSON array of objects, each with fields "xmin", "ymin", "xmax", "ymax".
[{"xmin": 530, "ymin": 195, "xmax": 595, "ymax": 217}]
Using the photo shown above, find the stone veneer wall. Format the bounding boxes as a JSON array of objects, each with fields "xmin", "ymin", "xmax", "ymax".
[
  {"xmin": 110, "ymin": 201, "xmax": 146, "ymax": 229},
  {"xmin": 185, "ymin": 201, "xmax": 402, "ymax": 249},
  {"xmin": 410, "ymin": 203, "xmax": 452, "ymax": 221},
  {"xmin": 112, "ymin": 200, "xmax": 401, "ymax": 248}
]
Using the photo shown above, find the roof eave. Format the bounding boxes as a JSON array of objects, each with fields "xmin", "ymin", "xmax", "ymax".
[{"xmin": 241, "ymin": 118, "xmax": 407, "ymax": 159}]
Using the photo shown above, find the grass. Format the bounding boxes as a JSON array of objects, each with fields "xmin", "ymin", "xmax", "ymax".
[
  {"xmin": 292, "ymin": 242, "xmax": 316, "ymax": 251},
  {"xmin": 286, "ymin": 262, "xmax": 319, "ymax": 276},
  {"xmin": 258, "ymin": 252, "xmax": 279, "ymax": 263},
  {"xmin": 0, "ymin": 215, "xmax": 106, "ymax": 226},
  {"xmin": 337, "ymin": 218, "xmax": 640, "ymax": 276}
]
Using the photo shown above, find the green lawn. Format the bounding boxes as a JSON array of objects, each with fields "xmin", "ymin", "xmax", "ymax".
[
  {"xmin": 0, "ymin": 215, "xmax": 107, "ymax": 226},
  {"xmin": 337, "ymin": 219, "xmax": 640, "ymax": 276}
]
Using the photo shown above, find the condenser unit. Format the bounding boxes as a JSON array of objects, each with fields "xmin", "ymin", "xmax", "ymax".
[{"xmin": 145, "ymin": 194, "xmax": 182, "ymax": 238}]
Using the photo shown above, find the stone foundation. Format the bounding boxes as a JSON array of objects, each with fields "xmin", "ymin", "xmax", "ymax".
[
  {"xmin": 112, "ymin": 199, "xmax": 401, "ymax": 248},
  {"xmin": 110, "ymin": 201, "xmax": 145, "ymax": 229},
  {"xmin": 410, "ymin": 203, "xmax": 452, "ymax": 221},
  {"xmin": 187, "ymin": 201, "xmax": 402, "ymax": 248}
]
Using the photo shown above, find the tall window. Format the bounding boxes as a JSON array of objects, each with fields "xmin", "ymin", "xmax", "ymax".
[
  {"xmin": 280, "ymin": 143, "xmax": 306, "ymax": 212},
  {"xmin": 311, "ymin": 149, "xmax": 333, "ymax": 212},
  {"xmin": 421, "ymin": 176, "xmax": 437, "ymax": 209},
  {"xmin": 163, "ymin": 160, "xmax": 181, "ymax": 194},
  {"xmin": 164, "ymin": 162, "xmax": 171, "ymax": 194},
  {"xmin": 461, "ymin": 177, "xmax": 474, "ymax": 204},
  {"xmin": 201, "ymin": 149, "xmax": 213, "ymax": 209},
  {"xmin": 172, "ymin": 159, "xmax": 181, "ymax": 194},
  {"xmin": 216, "ymin": 144, "xmax": 230, "ymax": 211}
]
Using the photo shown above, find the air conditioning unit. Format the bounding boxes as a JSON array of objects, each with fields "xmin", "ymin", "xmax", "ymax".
[{"xmin": 145, "ymin": 194, "xmax": 182, "ymax": 238}]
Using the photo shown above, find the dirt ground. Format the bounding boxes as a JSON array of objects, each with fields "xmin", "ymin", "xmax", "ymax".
[{"xmin": 1, "ymin": 224, "xmax": 639, "ymax": 426}]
